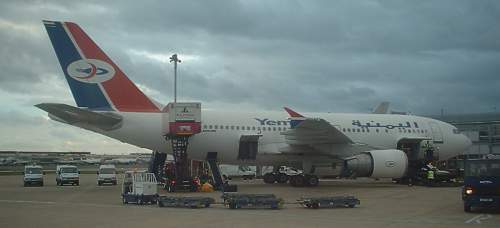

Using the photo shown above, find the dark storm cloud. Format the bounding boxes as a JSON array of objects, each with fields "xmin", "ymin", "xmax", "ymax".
[{"xmin": 0, "ymin": 1, "xmax": 500, "ymax": 113}]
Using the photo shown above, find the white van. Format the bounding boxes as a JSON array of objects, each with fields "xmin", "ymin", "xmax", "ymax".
[
  {"xmin": 23, "ymin": 165, "xmax": 44, "ymax": 187},
  {"xmin": 220, "ymin": 165, "xmax": 256, "ymax": 180},
  {"xmin": 97, "ymin": 164, "xmax": 117, "ymax": 185},
  {"xmin": 56, "ymin": 165, "xmax": 80, "ymax": 186}
]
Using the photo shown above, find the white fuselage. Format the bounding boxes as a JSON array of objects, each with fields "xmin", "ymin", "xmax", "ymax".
[{"xmin": 85, "ymin": 110, "xmax": 471, "ymax": 165}]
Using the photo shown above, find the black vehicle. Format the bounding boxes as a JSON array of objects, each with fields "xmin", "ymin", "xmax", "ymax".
[
  {"xmin": 417, "ymin": 164, "xmax": 455, "ymax": 183},
  {"xmin": 462, "ymin": 158, "xmax": 500, "ymax": 212}
]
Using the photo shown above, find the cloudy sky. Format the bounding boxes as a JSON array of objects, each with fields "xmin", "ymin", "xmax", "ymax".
[{"xmin": 1, "ymin": 0, "xmax": 499, "ymax": 154}]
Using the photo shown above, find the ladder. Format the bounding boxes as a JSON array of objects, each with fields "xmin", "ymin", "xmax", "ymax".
[
  {"xmin": 148, "ymin": 151, "xmax": 167, "ymax": 180},
  {"xmin": 206, "ymin": 152, "xmax": 224, "ymax": 190},
  {"xmin": 170, "ymin": 136, "xmax": 190, "ymax": 181}
]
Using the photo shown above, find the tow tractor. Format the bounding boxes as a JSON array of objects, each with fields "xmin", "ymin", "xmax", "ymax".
[
  {"xmin": 462, "ymin": 156, "xmax": 500, "ymax": 212},
  {"xmin": 263, "ymin": 166, "xmax": 302, "ymax": 184},
  {"xmin": 121, "ymin": 171, "xmax": 159, "ymax": 205}
]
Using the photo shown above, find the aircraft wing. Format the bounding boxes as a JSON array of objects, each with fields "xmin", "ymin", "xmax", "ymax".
[
  {"xmin": 35, "ymin": 103, "xmax": 123, "ymax": 131},
  {"xmin": 281, "ymin": 107, "xmax": 353, "ymax": 145}
]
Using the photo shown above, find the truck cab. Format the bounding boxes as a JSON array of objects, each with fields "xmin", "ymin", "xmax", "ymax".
[
  {"xmin": 97, "ymin": 164, "xmax": 117, "ymax": 185},
  {"xmin": 56, "ymin": 165, "xmax": 80, "ymax": 186},
  {"xmin": 462, "ymin": 158, "xmax": 500, "ymax": 212},
  {"xmin": 23, "ymin": 165, "xmax": 44, "ymax": 187}
]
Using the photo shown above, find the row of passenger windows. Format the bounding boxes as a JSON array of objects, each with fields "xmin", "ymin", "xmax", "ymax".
[
  {"xmin": 203, "ymin": 125, "xmax": 289, "ymax": 132},
  {"xmin": 342, "ymin": 128, "xmax": 428, "ymax": 134},
  {"xmin": 203, "ymin": 124, "xmax": 428, "ymax": 134}
]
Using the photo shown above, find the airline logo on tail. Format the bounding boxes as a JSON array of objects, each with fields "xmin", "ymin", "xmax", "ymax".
[
  {"xmin": 67, "ymin": 59, "xmax": 115, "ymax": 83},
  {"xmin": 43, "ymin": 20, "xmax": 160, "ymax": 112}
]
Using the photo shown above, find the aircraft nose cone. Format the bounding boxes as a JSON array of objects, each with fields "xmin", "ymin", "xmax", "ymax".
[{"xmin": 463, "ymin": 135, "xmax": 472, "ymax": 150}]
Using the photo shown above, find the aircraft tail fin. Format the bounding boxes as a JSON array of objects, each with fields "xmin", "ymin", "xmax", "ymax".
[{"xmin": 43, "ymin": 20, "xmax": 160, "ymax": 112}]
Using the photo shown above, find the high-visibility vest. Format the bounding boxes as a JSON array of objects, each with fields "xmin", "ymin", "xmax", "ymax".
[{"xmin": 427, "ymin": 170, "xmax": 435, "ymax": 179}]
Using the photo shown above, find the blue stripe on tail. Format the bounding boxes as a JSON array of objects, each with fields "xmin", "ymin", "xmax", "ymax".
[{"xmin": 43, "ymin": 21, "xmax": 112, "ymax": 110}]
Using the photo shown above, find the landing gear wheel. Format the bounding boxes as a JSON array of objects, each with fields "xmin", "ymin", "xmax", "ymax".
[
  {"xmin": 263, "ymin": 173, "xmax": 276, "ymax": 184},
  {"xmin": 305, "ymin": 175, "xmax": 319, "ymax": 187},
  {"xmin": 277, "ymin": 174, "xmax": 289, "ymax": 184},
  {"xmin": 290, "ymin": 175, "xmax": 305, "ymax": 187}
]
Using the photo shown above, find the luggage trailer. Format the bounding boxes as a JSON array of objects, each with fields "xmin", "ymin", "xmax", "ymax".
[{"xmin": 297, "ymin": 196, "xmax": 360, "ymax": 209}]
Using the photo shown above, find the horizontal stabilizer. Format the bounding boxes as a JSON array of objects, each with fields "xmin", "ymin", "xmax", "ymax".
[{"xmin": 35, "ymin": 103, "xmax": 122, "ymax": 131}]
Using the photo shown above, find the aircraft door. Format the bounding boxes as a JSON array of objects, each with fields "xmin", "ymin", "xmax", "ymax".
[
  {"xmin": 238, "ymin": 135, "xmax": 260, "ymax": 160},
  {"xmin": 428, "ymin": 122, "xmax": 443, "ymax": 143}
]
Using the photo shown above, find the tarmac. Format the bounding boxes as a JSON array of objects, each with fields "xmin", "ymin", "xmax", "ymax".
[{"xmin": 0, "ymin": 174, "xmax": 498, "ymax": 228}]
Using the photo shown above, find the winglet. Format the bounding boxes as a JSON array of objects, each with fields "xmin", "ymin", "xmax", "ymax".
[{"xmin": 284, "ymin": 107, "xmax": 304, "ymax": 118}]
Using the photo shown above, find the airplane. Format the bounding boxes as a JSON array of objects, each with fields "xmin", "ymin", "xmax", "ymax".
[
  {"xmin": 81, "ymin": 158, "xmax": 102, "ymax": 165},
  {"xmin": 110, "ymin": 158, "xmax": 137, "ymax": 165},
  {"xmin": 37, "ymin": 20, "xmax": 472, "ymax": 187}
]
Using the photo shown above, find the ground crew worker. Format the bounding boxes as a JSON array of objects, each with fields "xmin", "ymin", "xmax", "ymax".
[{"xmin": 426, "ymin": 168, "xmax": 435, "ymax": 186}]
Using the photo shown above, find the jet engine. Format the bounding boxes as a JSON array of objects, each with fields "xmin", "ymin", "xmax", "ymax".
[{"xmin": 344, "ymin": 149, "xmax": 408, "ymax": 178}]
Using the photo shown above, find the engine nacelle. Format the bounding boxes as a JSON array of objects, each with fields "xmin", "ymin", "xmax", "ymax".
[{"xmin": 344, "ymin": 149, "xmax": 408, "ymax": 178}]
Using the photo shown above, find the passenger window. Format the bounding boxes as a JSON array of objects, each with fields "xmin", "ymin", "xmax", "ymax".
[
  {"xmin": 262, "ymin": 127, "xmax": 266, "ymax": 131},
  {"xmin": 226, "ymin": 126, "xmax": 229, "ymax": 130},
  {"xmin": 361, "ymin": 129, "xmax": 365, "ymax": 133},
  {"xmin": 268, "ymin": 127, "xmax": 272, "ymax": 131},
  {"xmin": 357, "ymin": 129, "xmax": 360, "ymax": 132},
  {"xmin": 347, "ymin": 129, "xmax": 351, "ymax": 132},
  {"xmin": 203, "ymin": 125, "xmax": 207, "ymax": 129},
  {"xmin": 236, "ymin": 126, "xmax": 239, "ymax": 130},
  {"xmin": 257, "ymin": 127, "xmax": 261, "ymax": 131},
  {"xmin": 376, "ymin": 129, "xmax": 379, "ymax": 133},
  {"xmin": 343, "ymin": 128, "xmax": 346, "ymax": 132},
  {"xmin": 214, "ymin": 125, "xmax": 218, "ymax": 129},
  {"xmin": 273, "ymin": 127, "xmax": 276, "ymax": 131},
  {"xmin": 367, "ymin": 129, "xmax": 370, "ymax": 133},
  {"xmin": 385, "ymin": 129, "xmax": 388, "ymax": 133},
  {"xmin": 252, "ymin": 126, "xmax": 256, "ymax": 130},
  {"xmin": 209, "ymin": 125, "xmax": 213, "ymax": 129},
  {"xmin": 247, "ymin": 126, "xmax": 251, "ymax": 130},
  {"xmin": 231, "ymin": 126, "xmax": 234, "ymax": 130}
]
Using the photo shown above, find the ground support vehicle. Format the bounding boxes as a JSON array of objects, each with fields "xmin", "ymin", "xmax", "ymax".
[
  {"xmin": 222, "ymin": 193, "xmax": 284, "ymax": 209},
  {"xmin": 462, "ymin": 158, "xmax": 500, "ymax": 212},
  {"xmin": 23, "ymin": 165, "xmax": 44, "ymax": 187},
  {"xmin": 157, "ymin": 196, "xmax": 215, "ymax": 208},
  {"xmin": 298, "ymin": 196, "xmax": 360, "ymax": 209},
  {"xmin": 122, "ymin": 171, "xmax": 159, "ymax": 205},
  {"xmin": 97, "ymin": 164, "xmax": 117, "ymax": 186},
  {"xmin": 263, "ymin": 166, "xmax": 302, "ymax": 184},
  {"xmin": 56, "ymin": 165, "xmax": 79, "ymax": 186}
]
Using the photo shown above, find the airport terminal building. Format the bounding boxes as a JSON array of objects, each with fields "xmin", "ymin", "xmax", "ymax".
[{"xmin": 431, "ymin": 112, "xmax": 500, "ymax": 156}]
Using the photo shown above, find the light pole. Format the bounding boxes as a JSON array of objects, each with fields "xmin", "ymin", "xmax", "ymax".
[{"xmin": 169, "ymin": 54, "xmax": 181, "ymax": 104}]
